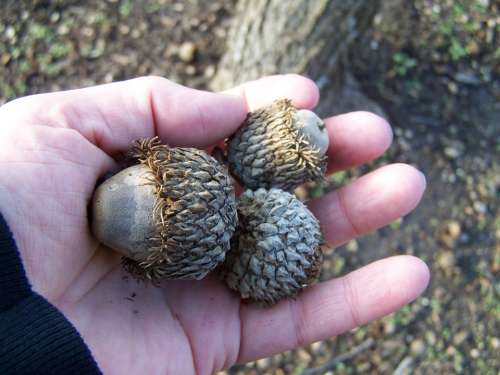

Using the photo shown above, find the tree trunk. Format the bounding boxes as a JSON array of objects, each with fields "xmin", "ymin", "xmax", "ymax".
[{"xmin": 211, "ymin": 0, "xmax": 384, "ymax": 117}]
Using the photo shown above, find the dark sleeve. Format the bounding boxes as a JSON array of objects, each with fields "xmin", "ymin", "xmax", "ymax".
[{"xmin": 0, "ymin": 213, "xmax": 102, "ymax": 375}]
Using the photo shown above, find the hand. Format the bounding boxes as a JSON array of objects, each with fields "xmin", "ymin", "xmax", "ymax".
[{"xmin": 0, "ymin": 75, "xmax": 429, "ymax": 375}]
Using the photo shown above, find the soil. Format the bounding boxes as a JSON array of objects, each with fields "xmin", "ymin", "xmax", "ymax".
[{"xmin": 0, "ymin": 0, "xmax": 498, "ymax": 374}]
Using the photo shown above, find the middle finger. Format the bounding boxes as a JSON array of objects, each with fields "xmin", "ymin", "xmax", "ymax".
[{"xmin": 308, "ymin": 163, "xmax": 426, "ymax": 247}]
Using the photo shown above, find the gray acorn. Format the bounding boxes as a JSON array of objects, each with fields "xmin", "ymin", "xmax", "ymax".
[
  {"xmin": 91, "ymin": 137, "xmax": 237, "ymax": 282},
  {"xmin": 227, "ymin": 99, "xmax": 329, "ymax": 191},
  {"xmin": 219, "ymin": 188, "xmax": 323, "ymax": 305}
]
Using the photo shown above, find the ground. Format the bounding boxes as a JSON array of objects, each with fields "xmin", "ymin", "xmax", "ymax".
[{"xmin": 0, "ymin": 0, "xmax": 498, "ymax": 374}]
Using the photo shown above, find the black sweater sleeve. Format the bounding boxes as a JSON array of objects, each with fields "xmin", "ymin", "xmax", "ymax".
[{"xmin": 0, "ymin": 213, "xmax": 102, "ymax": 375}]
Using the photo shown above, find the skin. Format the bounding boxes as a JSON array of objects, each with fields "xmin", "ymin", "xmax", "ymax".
[{"xmin": 0, "ymin": 74, "xmax": 429, "ymax": 375}]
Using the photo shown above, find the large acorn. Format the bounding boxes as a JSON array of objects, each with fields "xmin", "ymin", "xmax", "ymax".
[
  {"xmin": 91, "ymin": 137, "xmax": 237, "ymax": 282},
  {"xmin": 219, "ymin": 188, "xmax": 323, "ymax": 305},
  {"xmin": 227, "ymin": 99, "xmax": 329, "ymax": 191}
]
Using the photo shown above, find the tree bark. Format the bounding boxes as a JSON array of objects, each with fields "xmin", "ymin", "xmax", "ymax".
[{"xmin": 211, "ymin": 0, "xmax": 384, "ymax": 117}]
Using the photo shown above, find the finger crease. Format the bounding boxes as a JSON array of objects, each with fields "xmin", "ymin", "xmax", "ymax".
[
  {"xmin": 172, "ymin": 307, "xmax": 199, "ymax": 375},
  {"xmin": 342, "ymin": 274, "xmax": 362, "ymax": 327},
  {"xmin": 93, "ymin": 105, "xmax": 113, "ymax": 149},
  {"xmin": 193, "ymin": 100, "xmax": 208, "ymax": 141},
  {"xmin": 235, "ymin": 301, "xmax": 245, "ymax": 364},
  {"xmin": 289, "ymin": 298, "xmax": 307, "ymax": 349},
  {"xmin": 148, "ymin": 87, "xmax": 161, "ymax": 137},
  {"xmin": 336, "ymin": 189, "xmax": 361, "ymax": 237}
]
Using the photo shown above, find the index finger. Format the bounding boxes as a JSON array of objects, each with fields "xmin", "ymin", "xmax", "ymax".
[{"xmin": 0, "ymin": 75, "xmax": 319, "ymax": 154}]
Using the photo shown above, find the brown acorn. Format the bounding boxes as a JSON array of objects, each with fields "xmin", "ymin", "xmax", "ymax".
[
  {"xmin": 226, "ymin": 99, "xmax": 329, "ymax": 191},
  {"xmin": 91, "ymin": 137, "xmax": 237, "ymax": 282}
]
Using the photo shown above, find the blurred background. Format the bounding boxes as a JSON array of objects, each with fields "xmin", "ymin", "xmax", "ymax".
[{"xmin": 0, "ymin": 0, "xmax": 498, "ymax": 374}]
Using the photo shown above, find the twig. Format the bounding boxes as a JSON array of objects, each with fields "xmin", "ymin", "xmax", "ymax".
[
  {"xmin": 301, "ymin": 338, "xmax": 374, "ymax": 375},
  {"xmin": 393, "ymin": 356, "xmax": 414, "ymax": 375}
]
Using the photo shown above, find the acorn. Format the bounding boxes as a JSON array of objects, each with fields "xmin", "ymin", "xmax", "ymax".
[
  {"xmin": 219, "ymin": 188, "xmax": 323, "ymax": 305},
  {"xmin": 226, "ymin": 99, "xmax": 329, "ymax": 191},
  {"xmin": 91, "ymin": 137, "xmax": 237, "ymax": 282}
]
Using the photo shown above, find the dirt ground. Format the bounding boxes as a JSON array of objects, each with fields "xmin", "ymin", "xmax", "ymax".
[{"xmin": 0, "ymin": 0, "xmax": 498, "ymax": 374}]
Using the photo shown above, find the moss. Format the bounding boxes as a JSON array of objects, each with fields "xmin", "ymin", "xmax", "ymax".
[
  {"xmin": 308, "ymin": 184, "xmax": 324, "ymax": 199},
  {"xmin": 293, "ymin": 365, "xmax": 306, "ymax": 374},
  {"xmin": 119, "ymin": 0, "xmax": 133, "ymax": 17},
  {"xmin": 48, "ymin": 42, "xmax": 72, "ymax": 59},
  {"xmin": 28, "ymin": 23, "xmax": 52, "ymax": 40},
  {"xmin": 354, "ymin": 326, "xmax": 367, "ymax": 340},
  {"xmin": 392, "ymin": 52, "xmax": 418, "ymax": 76},
  {"xmin": 417, "ymin": 0, "xmax": 497, "ymax": 63},
  {"xmin": 452, "ymin": 350, "xmax": 464, "ymax": 372},
  {"xmin": 390, "ymin": 218, "xmax": 404, "ymax": 230},
  {"xmin": 393, "ymin": 305, "xmax": 413, "ymax": 327},
  {"xmin": 333, "ymin": 257, "xmax": 346, "ymax": 274},
  {"xmin": 0, "ymin": 81, "xmax": 15, "ymax": 99},
  {"xmin": 330, "ymin": 170, "xmax": 348, "ymax": 185}
]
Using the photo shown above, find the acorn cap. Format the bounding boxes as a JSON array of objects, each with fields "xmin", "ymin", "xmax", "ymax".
[
  {"xmin": 219, "ymin": 188, "xmax": 323, "ymax": 305},
  {"xmin": 226, "ymin": 99, "xmax": 329, "ymax": 191},
  {"xmin": 91, "ymin": 137, "xmax": 237, "ymax": 282}
]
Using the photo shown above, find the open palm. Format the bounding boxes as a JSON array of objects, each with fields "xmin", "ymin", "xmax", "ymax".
[{"xmin": 0, "ymin": 75, "xmax": 429, "ymax": 375}]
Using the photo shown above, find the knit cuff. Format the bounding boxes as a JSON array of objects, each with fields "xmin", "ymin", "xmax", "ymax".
[
  {"xmin": 0, "ymin": 293, "xmax": 102, "ymax": 375},
  {"xmin": 0, "ymin": 213, "xmax": 102, "ymax": 375},
  {"xmin": 0, "ymin": 212, "xmax": 31, "ymax": 311}
]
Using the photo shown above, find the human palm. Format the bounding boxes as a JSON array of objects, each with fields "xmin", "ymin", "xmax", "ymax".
[{"xmin": 0, "ymin": 75, "xmax": 429, "ymax": 375}]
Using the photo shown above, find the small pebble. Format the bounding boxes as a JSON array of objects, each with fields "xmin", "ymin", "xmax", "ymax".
[
  {"xmin": 489, "ymin": 337, "xmax": 499, "ymax": 349},
  {"xmin": 310, "ymin": 341, "xmax": 323, "ymax": 354},
  {"xmin": 297, "ymin": 348, "xmax": 312, "ymax": 363},
  {"xmin": 179, "ymin": 41, "xmax": 196, "ymax": 62},
  {"xmin": 470, "ymin": 348, "xmax": 480, "ymax": 358},
  {"xmin": 1, "ymin": 53, "xmax": 11, "ymax": 65},
  {"xmin": 255, "ymin": 357, "xmax": 270, "ymax": 369},
  {"xmin": 446, "ymin": 346, "xmax": 457, "ymax": 356},
  {"xmin": 384, "ymin": 319, "xmax": 396, "ymax": 335},
  {"xmin": 444, "ymin": 147, "xmax": 461, "ymax": 159},
  {"xmin": 453, "ymin": 331, "xmax": 468, "ymax": 346},
  {"xmin": 473, "ymin": 201, "xmax": 487, "ymax": 214},
  {"xmin": 410, "ymin": 339, "xmax": 426, "ymax": 356},
  {"xmin": 425, "ymin": 331, "xmax": 437, "ymax": 345},
  {"xmin": 356, "ymin": 362, "xmax": 371, "ymax": 372},
  {"xmin": 346, "ymin": 239, "xmax": 359, "ymax": 252},
  {"xmin": 6, "ymin": 26, "xmax": 16, "ymax": 40},
  {"xmin": 119, "ymin": 24, "xmax": 131, "ymax": 34},
  {"xmin": 204, "ymin": 64, "xmax": 216, "ymax": 78},
  {"xmin": 185, "ymin": 65, "xmax": 196, "ymax": 75},
  {"xmin": 438, "ymin": 220, "xmax": 461, "ymax": 247},
  {"xmin": 50, "ymin": 12, "xmax": 60, "ymax": 23},
  {"xmin": 436, "ymin": 250, "xmax": 455, "ymax": 269}
]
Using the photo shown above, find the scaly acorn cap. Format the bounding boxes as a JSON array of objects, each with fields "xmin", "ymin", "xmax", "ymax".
[
  {"xmin": 91, "ymin": 137, "xmax": 237, "ymax": 282},
  {"xmin": 219, "ymin": 188, "xmax": 323, "ymax": 306},
  {"xmin": 226, "ymin": 99, "xmax": 329, "ymax": 191}
]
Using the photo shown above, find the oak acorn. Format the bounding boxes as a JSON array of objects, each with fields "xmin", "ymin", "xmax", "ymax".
[
  {"xmin": 91, "ymin": 137, "xmax": 237, "ymax": 282},
  {"xmin": 227, "ymin": 99, "xmax": 329, "ymax": 191},
  {"xmin": 219, "ymin": 188, "xmax": 324, "ymax": 305}
]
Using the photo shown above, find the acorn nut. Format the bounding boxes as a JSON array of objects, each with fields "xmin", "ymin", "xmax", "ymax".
[
  {"xmin": 227, "ymin": 99, "xmax": 329, "ymax": 191},
  {"xmin": 219, "ymin": 188, "xmax": 323, "ymax": 305},
  {"xmin": 91, "ymin": 137, "xmax": 237, "ymax": 282}
]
